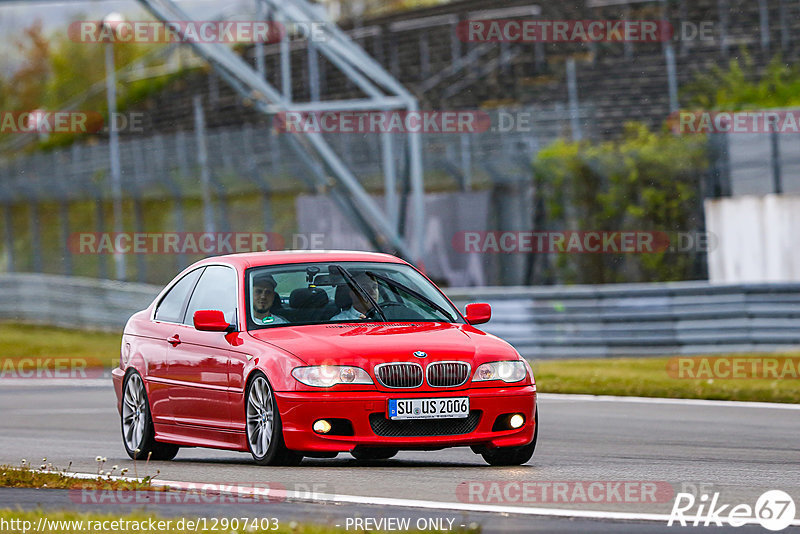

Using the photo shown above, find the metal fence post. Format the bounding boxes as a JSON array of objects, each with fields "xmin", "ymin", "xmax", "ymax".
[
  {"xmin": 255, "ymin": 40, "xmax": 266, "ymax": 80},
  {"xmin": 779, "ymin": 0, "xmax": 790, "ymax": 50},
  {"xmin": 718, "ymin": 0, "xmax": 729, "ymax": 57},
  {"xmin": 419, "ymin": 32, "xmax": 430, "ymax": 79},
  {"xmin": 105, "ymin": 39, "xmax": 126, "ymax": 280},
  {"xmin": 771, "ymin": 127, "xmax": 783, "ymax": 194},
  {"xmin": 709, "ymin": 133, "xmax": 732, "ymax": 197},
  {"xmin": 95, "ymin": 199, "xmax": 108, "ymax": 280},
  {"xmin": 460, "ymin": 133, "xmax": 472, "ymax": 191},
  {"xmin": 390, "ymin": 39, "xmax": 400, "ymax": 77},
  {"xmin": 193, "ymin": 95, "xmax": 216, "ymax": 233},
  {"xmin": 566, "ymin": 59, "xmax": 582, "ymax": 141},
  {"xmin": 2, "ymin": 204, "xmax": 13, "ymax": 273},
  {"xmin": 623, "ymin": 5, "xmax": 633, "ymax": 59},
  {"xmin": 308, "ymin": 40, "xmax": 321, "ymax": 102},
  {"xmin": 60, "ymin": 202, "xmax": 72, "ymax": 275},
  {"xmin": 279, "ymin": 11, "xmax": 292, "ymax": 101},
  {"xmin": 29, "ymin": 202, "xmax": 42, "ymax": 273},
  {"xmin": 209, "ymin": 71, "xmax": 220, "ymax": 108},
  {"xmin": 449, "ymin": 20, "xmax": 461, "ymax": 62},
  {"xmin": 678, "ymin": 0, "xmax": 689, "ymax": 57},
  {"xmin": 133, "ymin": 198, "xmax": 147, "ymax": 282},
  {"xmin": 665, "ymin": 44, "xmax": 680, "ymax": 114},
  {"xmin": 382, "ymin": 133, "xmax": 399, "ymax": 229},
  {"xmin": 758, "ymin": 0, "xmax": 770, "ymax": 51}
]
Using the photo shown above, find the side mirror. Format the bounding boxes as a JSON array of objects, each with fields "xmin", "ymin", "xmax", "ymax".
[
  {"xmin": 465, "ymin": 303, "xmax": 491, "ymax": 325},
  {"xmin": 193, "ymin": 310, "xmax": 230, "ymax": 332}
]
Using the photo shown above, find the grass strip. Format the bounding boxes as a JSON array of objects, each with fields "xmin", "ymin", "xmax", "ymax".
[
  {"xmin": 533, "ymin": 355, "xmax": 800, "ymax": 404},
  {"xmin": 1, "ymin": 322, "xmax": 797, "ymax": 403},
  {"xmin": 0, "ymin": 464, "xmax": 157, "ymax": 491}
]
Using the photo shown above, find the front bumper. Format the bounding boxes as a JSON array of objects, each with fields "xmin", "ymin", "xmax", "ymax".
[{"xmin": 276, "ymin": 386, "xmax": 536, "ymax": 452}]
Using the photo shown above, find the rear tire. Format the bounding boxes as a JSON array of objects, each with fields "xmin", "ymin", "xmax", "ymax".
[
  {"xmin": 245, "ymin": 372, "xmax": 303, "ymax": 466},
  {"xmin": 481, "ymin": 407, "xmax": 538, "ymax": 466},
  {"xmin": 121, "ymin": 370, "xmax": 180, "ymax": 461}
]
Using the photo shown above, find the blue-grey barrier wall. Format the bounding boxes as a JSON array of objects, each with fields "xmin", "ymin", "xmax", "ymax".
[{"xmin": 2, "ymin": 274, "xmax": 799, "ymax": 359}]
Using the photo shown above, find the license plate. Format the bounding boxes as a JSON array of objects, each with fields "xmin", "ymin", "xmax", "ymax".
[{"xmin": 388, "ymin": 397, "xmax": 469, "ymax": 420}]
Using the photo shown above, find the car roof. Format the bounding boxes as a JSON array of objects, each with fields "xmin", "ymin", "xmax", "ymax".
[{"xmin": 195, "ymin": 250, "xmax": 408, "ymax": 270}]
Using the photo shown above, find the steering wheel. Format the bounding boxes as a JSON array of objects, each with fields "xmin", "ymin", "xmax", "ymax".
[{"xmin": 365, "ymin": 302, "xmax": 404, "ymax": 319}]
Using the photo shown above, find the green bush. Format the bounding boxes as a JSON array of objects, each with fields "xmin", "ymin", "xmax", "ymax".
[
  {"xmin": 684, "ymin": 52, "xmax": 800, "ymax": 110},
  {"xmin": 532, "ymin": 123, "xmax": 708, "ymax": 284}
]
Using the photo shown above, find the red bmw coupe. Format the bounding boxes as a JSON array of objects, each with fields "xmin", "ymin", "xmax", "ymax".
[{"xmin": 112, "ymin": 251, "xmax": 537, "ymax": 466}]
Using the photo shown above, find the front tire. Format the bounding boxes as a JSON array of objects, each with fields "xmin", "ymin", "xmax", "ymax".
[
  {"xmin": 245, "ymin": 372, "xmax": 303, "ymax": 466},
  {"xmin": 121, "ymin": 371, "xmax": 179, "ymax": 461},
  {"xmin": 481, "ymin": 407, "xmax": 538, "ymax": 466}
]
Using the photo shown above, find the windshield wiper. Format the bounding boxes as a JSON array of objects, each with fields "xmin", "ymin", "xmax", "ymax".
[
  {"xmin": 365, "ymin": 271, "xmax": 456, "ymax": 323},
  {"xmin": 330, "ymin": 265, "xmax": 387, "ymax": 322}
]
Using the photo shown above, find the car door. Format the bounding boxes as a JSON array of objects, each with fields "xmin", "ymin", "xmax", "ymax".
[
  {"xmin": 148, "ymin": 267, "xmax": 204, "ymax": 425},
  {"xmin": 166, "ymin": 265, "xmax": 238, "ymax": 430}
]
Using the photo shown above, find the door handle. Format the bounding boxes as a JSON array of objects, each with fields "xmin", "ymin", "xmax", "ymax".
[{"xmin": 167, "ymin": 335, "xmax": 181, "ymax": 347}]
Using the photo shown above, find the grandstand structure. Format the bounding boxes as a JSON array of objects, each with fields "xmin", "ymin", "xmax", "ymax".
[{"xmin": 131, "ymin": 0, "xmax": 800, "ymax": 137}]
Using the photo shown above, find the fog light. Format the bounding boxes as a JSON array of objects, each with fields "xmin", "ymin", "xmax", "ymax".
[
  {"xmin": 313, "ymin": 419, "xmax": 332, "ymax": 434},
  {"xmin": 509, "ymin": 414, "xmax": 525, "ymax": 429}
]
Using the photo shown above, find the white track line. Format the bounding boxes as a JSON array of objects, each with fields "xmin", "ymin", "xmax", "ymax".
[
  {"xmin": 59, "ymin": 472, "xmax": 800, "ymax": 526},
  {"xmin": 0, "ymin": 379, "xmax": 110, "ymax": 387}
]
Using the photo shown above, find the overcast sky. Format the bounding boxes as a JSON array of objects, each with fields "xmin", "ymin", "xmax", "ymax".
[{"xmin": 0, "ymin": 0, "xmax": 248, "ymax": 71}]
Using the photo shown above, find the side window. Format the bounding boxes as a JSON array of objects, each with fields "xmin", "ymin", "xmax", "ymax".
[
  {"xmin": 184, "ymin": 265, "xmax": 238, "ymax": 325},
  {"xmin": 154, "ymin": 268, "xmax": 204, "ymax": 323}
]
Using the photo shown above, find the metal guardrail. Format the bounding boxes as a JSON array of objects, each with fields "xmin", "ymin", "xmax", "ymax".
[
  {"xmin": 0, "ymin": 273, "xmax": 158, "ymax": 332},
  {"xmin": 2, "ymin": 274, "xmax": 799, "ymax": 358},
  {"xmin": 448, "ymin": 282, "xmax": 800, "ymax": 359}
]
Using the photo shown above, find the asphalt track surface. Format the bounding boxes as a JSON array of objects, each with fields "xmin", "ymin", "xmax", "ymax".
[{"xmin": 1, "ymin": 382, "xmax": 798, "ymax": 533}]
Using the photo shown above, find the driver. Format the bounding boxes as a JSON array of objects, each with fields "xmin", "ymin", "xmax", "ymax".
[
  {"xmin": 332, "ymin": 272, "xmax": 380, "ymax": 321},
  {"xmin": 252, "ymin": 273, "xmax": 287, "ymax": 325}
]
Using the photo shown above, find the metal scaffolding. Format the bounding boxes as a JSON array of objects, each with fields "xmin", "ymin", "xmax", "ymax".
[{"xmin": 136, "ymin": 0, "xmax": 426, "ymax": 263}]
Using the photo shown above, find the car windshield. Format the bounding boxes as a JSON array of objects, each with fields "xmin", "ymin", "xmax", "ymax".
[{"xmin": 245, "ymin": 262, "xmax": 463, "ymax": 329}]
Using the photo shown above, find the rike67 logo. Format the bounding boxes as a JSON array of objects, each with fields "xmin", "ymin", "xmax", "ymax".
[{"xmin": 668, "ymin": 490, "xmax": 796, "ymax": 531}]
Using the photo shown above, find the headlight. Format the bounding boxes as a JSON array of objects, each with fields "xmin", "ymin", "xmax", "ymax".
[
  {"xmin": 472, "ymin": 361, "xmax": 527, "ymax": 383},
  {"xmin": 291, "ymin": 366, "xmax": 373, "ymax": 387}
]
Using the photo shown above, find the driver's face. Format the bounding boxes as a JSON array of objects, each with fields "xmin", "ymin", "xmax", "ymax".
[
  {"xmin": 253, "ymin": 284, "xmax": 275, "ymax": 313},
  {"xmin": 351, "ymin": 277, "xmax": 379, "ymax": 304}
]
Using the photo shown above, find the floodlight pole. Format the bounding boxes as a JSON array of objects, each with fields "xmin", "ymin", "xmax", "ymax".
[{"xmin": 104, "ymin": 32, "xmax": 126, "ymax": 281}]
